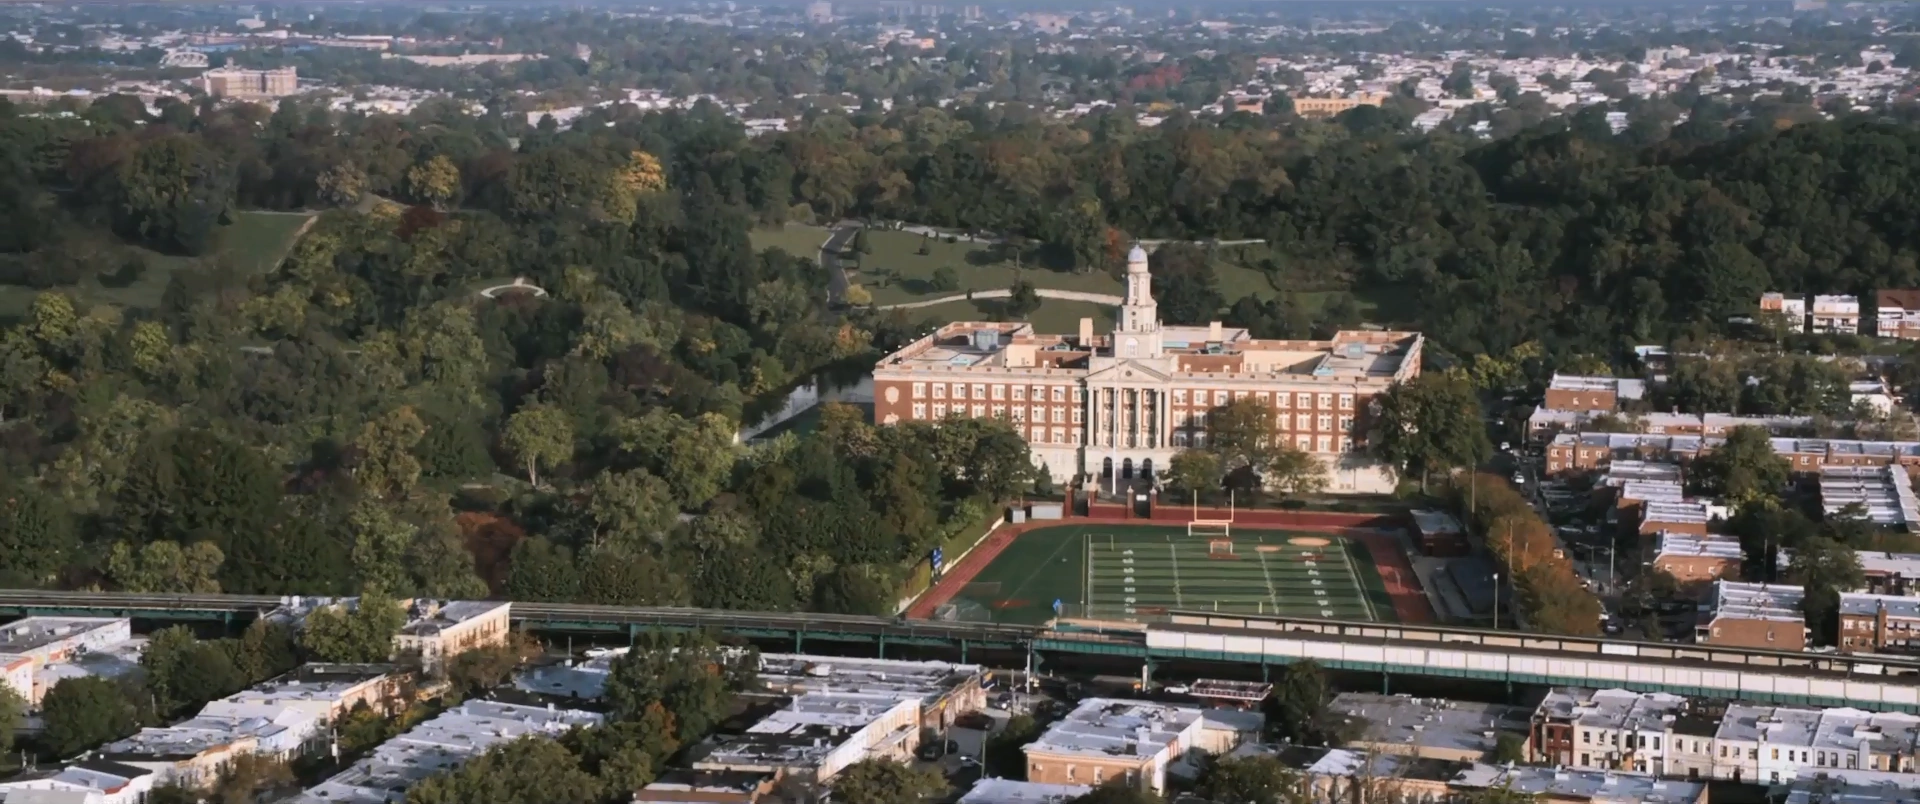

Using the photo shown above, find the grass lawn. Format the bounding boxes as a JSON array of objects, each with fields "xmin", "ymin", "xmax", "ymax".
[
  {"xmin": 0, "ymin": 210, "xmax": 315, "ymax": 318},
  {"xmin": 908, "ymin": 298, "xmax": 1117, "ymax": 334},
  {"xmin": 749, "ymin": 224, "xmax": 833, "ymax": 260},
  {"xmin": 941, "ymin": 524, "xmax": 1398, "ymax": 625},
  {"xmin": 855, "ymin": 229, "xmax": 1124, "ymax": 306}
]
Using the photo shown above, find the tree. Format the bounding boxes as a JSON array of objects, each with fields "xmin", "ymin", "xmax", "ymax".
[
  {"xmin": 1265, "ymin": 660, "xmax": 1350, "ymax": 747},
  {"xmin": 299, "ymin": 593, "xmax": 405, "ymax": 664},
  {"xmin": 506, "ymin": 537, "xmax": 580, "ymax": 602},
  {"xmin": 661, "ymin": 413, "xmax": 738, "ymax": 509},
  {"xmin": 105, "ymin": 540, "xmax": 223, "ymax": 593},
  {"xmin": 1005, "ymin": 279, "xmax": 1041, "ymax": 319},
  {"xmin": 317, "ymin": 161, "xmax": 368, "ymax": 207},
  {"xmin": 1196, "ymin": 756, "xmax": 1308, "ymax": 804},
  {"xmin": 353, "ymin": 407, "xmax": 428, "ymax": 499},
  {"xmin": 407, "ymin": 155, "xmax": 462, "ymax": 209},
  {"xmin": 844, "ymin": 284, "xmax": 873, "ymax": 306},
  {"xmin": 1166, "ymin": 449, "xmax": 1222, "ymax": 497},
  {"xmin": 930, "ymin": 265, "xmax": 959, "ymax": 292},
  {"xmin": 40, "ymin": 676, "xmax": 139, "ymax": 758},
  {"xmin": 446, "ymin": 643, "xmax": 527, "ymax": 696},
  {"xmin": 502, "ymin": 403, "xmax": 574, "ymax": 487},
  {"xmin": 405, "ymin": 737, "xmax": 603, "ymax": 804},
  {"xmin": 111, "ymin": 135, "xmax": 233, "ymax": 255},
  {"xmin": 811, "ymin": 565, "xmax": 895, "ymax": 615},
  {"xmin": 1493, "ymin": 732, "xmax": 1527, "ymax": 765},
  {"xmin": 211, "ymin": 753, "xmax": 295, "ymax": 804},
  {"xmin": 0, "ymin": 478, "xmax": 75, "ymax": 584},
  {"xmin": 603, "ymin": 632, "xmax": 755, "ymax": 738},
  {"xmin": 142, "ymin": 626, "xmax": 247, "ymax": 716},
  {"xmin": 1266, "ymin": 442, "xmax": 1329, "ymax": 498},
  {"xmin": 1691, "ymin": 425, "xmax": 1790, "ymax": 506},
  {"xmin": 588, "ymin": 469, "xmax": 679, "ymax": 550},
  {"xmin": 1369, "ymin": 373, "xmax": 1491, "ymax": 489},
  {"xmin": 830, "ymin": 759, "xmax": 946, "ymax": 804},
  {"xmin": 1787, "ymin": 536, "xmax": 1865, "ymax": 645},
  {"xmin": 0, "ymin": 683, "xmax": 21, "ymax": 756}
]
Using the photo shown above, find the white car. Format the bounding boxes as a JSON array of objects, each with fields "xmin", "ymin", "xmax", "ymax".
[
  {"xmin": 1500, "ymin": 441, "xmax": 1511, "ymax": 452},
  {"xmin": 1511, "ymin": 473, "xmax": 1525, "ymax": 484}
]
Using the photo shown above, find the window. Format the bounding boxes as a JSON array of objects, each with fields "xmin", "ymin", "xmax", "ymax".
[
  {"xmin": 1066, "ymin": 766, "xmax": 1076, "ymax": 780},
  {"xmin": 1848, "ymin": 755, "xmax": 1858, "ymax": 769},
  {"xmin": 1317, "ymin": 435, "xmax": 1331, "ymax": 452},
  {"xmin": 972, "ymin": 384, "xmax": 987, "ymax": 400},
  {"xmin": 1296, "ymin": 392, "xmax": 1312, "ymax": 408},
  {"xmin": 1339, "ymin": 437, "xmax": 1350, "ymax": 452},
  {"xmin": 1173, "ymin": 389, "xmax": 1186, "ymax": 405},
  {"xmin": 1317, "ymin": 393, "xmax": 1332, "ymax": 408},
  {"xmin": 1011, "ymin": 407, "xmax": 1024, "ymax": 422},
  {"xmin": 933, "ymin": 384, "xmax": 946, "ymax": 399},
  {"xmin": 1296, "ymin": 434, "xmax": 1311, "ymax": 450},
  {"xmin": 971, "ymin": 404, "xmax": 984, "ymax": 418},
  {"xmin": 1317, "ymin": 414, "xmax": 1332, "ymax": 431},
  {"xmin": 1073, "ymin": 388, "xmax": 1084, "ymax": 403},
  {"xmin": 1051, "ymin": 427, "xmax": 1065, "ymax": 444},
  {"xmin": 1093, "ymin": 768, "xmax": 1104, "ymax": 784},
  {"xmin": 934, "ymin": 404, "xmax": 947, "ymax": 418},
  {"xmin": 1339, "ymin": 416, "xmax": 1353, "ymax": 432},
  {"xmin": 954, "ymin": 384, "xmax": 967, "ymax": 400},
  {"xmin": 1125, "ymin": 338, "xmax": 1138, "ymax": 357},
  {"xmin": 1295, "ymin": 414, "xmax": 1312, "ymax": 430},
  {"xmin": 1234, "ymin": 390, "xmax": 1247, "ymax": 400},
  {"xmin": 991, "ymin": 405, "xmax": 1005, "ymax": 418},
  {"xmin": 1013, "ymin": 386, "xmax": 1025, "ymax": 401},
  {"xmin": 1071, "ymin": 429, "xmax": 1082, "ymax": 445},
  {"xmin": 1581, "ymin": 753, "xmax": 1590, "ymax": 766},
  {"xmin": 1339, "ymin": 393, "xmax": 1353, "ymax": 409},
  {"xmin": 912, "ymin": 382, "xmax": 925, "ymax": 399},
  {"xmin": 1214, "ymin": 390, "xmax": 1229, "ymax": 405},
  {"xmin": 1654, "ymin": 737, "xmax": 1662, "ymax": 751},
  {"xmin": 1276, "ymin": 393, "xmax": 1291, "ymax": 409},
  {"xmin": 1174, "ymin": 433, "xmax": 1189, "ymax": 447},
  {"xmin": 1053, "ymin": 408, "xmax": 1066, "ymax": 423},
  {"xmin": 1052, "ymin": 387, "xmax": 1066, "ymax": 402},
  {"xmin": 1031, "ymin": 405, "xmax": 1044, "ymax": 421},
  {"xmin": 913, "ymin": 403, "xmax": 926, "ymax": 419},
  {"xmin": 992, "ymin": 385, "xmax": 1005, "ymax": 400},
  {"xmin": 1072, "ymin": 409, "xmax": 1084, "ymax": 424}
]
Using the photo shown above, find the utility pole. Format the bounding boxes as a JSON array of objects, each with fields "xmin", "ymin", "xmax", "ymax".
[{"xmin": 1493, "ymin": 572, "xmax": 1501, "ymax": 630}]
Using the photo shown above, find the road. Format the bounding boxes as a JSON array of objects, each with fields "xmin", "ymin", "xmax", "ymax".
[
  {"xmin": 878, "ymin": 288, "xmax": 1124, "ymax": 311},
  {"xmin": 820, "ymin": 222, "xmax": 859, "ymax": 304}
]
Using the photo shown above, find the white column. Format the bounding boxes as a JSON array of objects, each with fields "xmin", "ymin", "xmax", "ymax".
[
  {"xmin": 1158, "ymin": 390, "xmax": 1170, "ymax": 448},
  {"xmin": 1089, "ymin": 386, "xmax": 1100, "ymax": 448}
]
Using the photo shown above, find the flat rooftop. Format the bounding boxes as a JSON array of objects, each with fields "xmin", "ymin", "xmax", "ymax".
[
  {"xmin": 1549, "ymin": 373, "xmax": 1647, "ymax": 400},
  {"xmin": 1706, "ymin": 582, "xmax": 1806, "ymax": 624},
  {"xmin": 1597, "ymin": 461, "xmax": 1683, "ymax": 486},
  {"xmin": 1535, "ymin": 688, "xmax": 1689, "ymax": 734},
  {"xmin": 756, "ymin": 653, "xmax": 984, "ymax": 704},
  {"xmin": 1331, "ymin": 693, "xmax": 1526, "ymax": 759},
  {"xmin": 1451, "ymin": 764, "xmax": 1705, "ymax": 804},
  {"xmin": 957, "ymin": 779, "xmax": 1092, "ymax": 804},
  {"xmin": 876, "ymin": 323, "xmax": 1422, "ymax": 384},
  {"xmin": 1840, "ymin": 592, "xmax": 1920, "ymax": 620},
  {"xmin": 1655, "ymin": 532, "xmax": 1743, "ymax": 562},
  {"xmin": 397, "ymin": 600, "xmax": 509, "ymax": 637},
  {"xmin": 1026, "ymin": 698, "xmax": 1204, "ymax": 761},
  {"xmin": 292, "ymin": 700, "xmax": 603, "ymax": 804},
  {"xmin": 0, "ymin": 618, "xmax": 126, "ymax": 655},
  {"xmin": 103, "ymin": 706, "xmax": 317, "ymax": 760},
  {"xmin": 1409, "ymin": 509, "xmax": 1463, "ymax": 537},
  {"xmin": 1820, "ymin": 464, "xmax": 1920, "ymax": 528},
  {"xmin": 701, "ymin": 692, "xmax": 918, "ymax": 771},
  {"xmin": 221, "ymin": 664, "xmax": 395, "ymax": 707},
  {"xmin": 1641, "ymin": 500, "xmax": 1711, "ymax": 525},
  {"xmin": 1855, "ymin": 551, "xmax": 1920, "ymax": 579}
]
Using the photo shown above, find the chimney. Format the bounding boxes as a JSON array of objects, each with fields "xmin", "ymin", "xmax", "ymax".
[
  {"xmin": 1208, "ymin": 321, "xmax": 1222, "ymax": 342},
  {"xmin": 1079, "ymin": 317, "xmax": 1094, "ymax": 347}
]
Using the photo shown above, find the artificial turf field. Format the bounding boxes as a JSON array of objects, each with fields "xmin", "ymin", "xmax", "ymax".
[{"xmin": 941, "ymin": 524, "xmax": 1399, "ymax": 625}]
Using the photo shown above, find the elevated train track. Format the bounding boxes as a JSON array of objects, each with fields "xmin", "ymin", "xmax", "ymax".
[{"xmin": 0, "ymin": 591, "xmax": 1914, "ymax": 710}]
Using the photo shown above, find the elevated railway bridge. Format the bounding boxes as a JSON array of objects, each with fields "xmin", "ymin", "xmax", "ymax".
[{"xmin": 0, "ymin": 591, "xmax": 1913, "ymax": 712}]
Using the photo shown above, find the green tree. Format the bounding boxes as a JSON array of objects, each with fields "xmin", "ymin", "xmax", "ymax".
[
  {"xmin": 1494, "ymin": 732, "xmax": 1528, "ymax": 765},
  {"xmin": 1004, "ymin": 279, "xmax": 1041, "ymax": 319},
  {"xmin": 299, "ymin": 593, "xmax": 405, "ymax": 664},
  {"xmin": 0, "ymin": 683, "xmax": 21, "ymax": 756},
  {"xmin": 930, "ymin": 265, "xmax": 959, "ymax": 292},
  {"xmin": 811, "ymin": 564, "xmax": 896, "ymax": 615},
  {"xmin": 588, "ymin": 469, "xmax": 678, "ymax": 550},
  {"xmin": 353, "ymin": 407, "xmax": 428, "ymax": 499},
  {"xmin": 1369, "ymin": 373, "xmax": 1491, "ymax": 489},
  {"xmin": 502, "ymin": 403, "xmax": 574, "ymax": 487},
  {"xmin": 505, "ymin": 537, "xmax": 581, "ymax": 602},
  {"xmin": 1690, "ymin": 425, "xmax": 1790, "ymax": 506},
  {"xmin": 40, "ymin": 676, "xmax": 139, "ymax": 758},
  {"xmin": 347, "ymin": 499, "xmax": 418, "ymax": 595},
  {"xmin": 142, "ymin": 626, "xmax": 247, "ymax": 716},
  {"xmin": 830, "ymin": 759, "xmax": 946, "ymax": 804},
  {"xmin": 110, "ymin": 135, "xmax": 232, "ymax": 255},
  {"xmin": 1166, "ymin": 449, "xmax": 1222, "ymax": 497},
  {"xmin": 405, "ymin": 737, "xmax": 603, "ymax": 804},
  {"xmin": 602, "ymin": 632, "xmax": 755, "ymax": 738},
  {"xmin": 1265, "ymin": 660, "xmax": 1349, "ymax": 747},
  {"xmin": 0, "ymin": 478, "xmax": 75, "ymax": 584},
  {"xmin": 105, "ymin": 540, "xmax": 223, "ymax": 593},
  {"xmin": 407, "ymin": 155, "xmax": 462, "ymax": 209},
  {"xmin": 1196, "ymin": 756, "xmax": 1309, "ymax": 804},
  {"xmin": 662, "ymin": 413, "xmax": 737, "ymax": 508},
  {"xmin": 1787, "ymin": 536, "xmax": 1865, "ymax": 645},
  {"xmin": 1267, "ymin": 442, "xmax": 1329, "ymax": 498}
]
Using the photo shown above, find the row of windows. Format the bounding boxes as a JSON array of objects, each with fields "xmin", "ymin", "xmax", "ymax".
[
  {"xmin": 912, "ymin": 382, "xmax": 1081, "ymax": 403},
  {"xmin": 911, "ymin": 403, "xmax": 1082, "ymax": 424},
  {"xmin": 1027, "ymin": 426, "xmax": 1080, "ymax": 445},
  {"xmin": 1169, "ymin": 433, "xmax": 1349, "ymax": 453},
  {"xmin": 1170, "ymin": 389, "xmax": 1354, "ymax": 411}
]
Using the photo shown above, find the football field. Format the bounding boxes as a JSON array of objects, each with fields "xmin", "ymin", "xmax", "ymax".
[{"xmin": 940, "ymin": 524, "xmax": 1397, "ymax": 625}]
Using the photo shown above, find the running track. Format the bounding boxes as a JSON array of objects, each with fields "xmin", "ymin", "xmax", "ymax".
[{"xmin": 905, "ymin": 517, "xmax": 1434, "ymax": 624}]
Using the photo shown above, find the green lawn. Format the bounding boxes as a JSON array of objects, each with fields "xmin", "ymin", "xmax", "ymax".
[
  {"xmin": 909, "ymin": 298, "xmax": 1117, "ymax": 334},
  {"xmin": 942, "ymin": 524, "xmax": 1398, "ymax": 625},
  {"xmin": 749, "ymin": 224, "xmax": 832, "ymax": 260},
  {"xmin": 854, "ymin": 229, "xmax": 1124, "ymax": 306},
  {"xmin": 0, "ymin": 210, "xmax": 315, "ymax": 318}
]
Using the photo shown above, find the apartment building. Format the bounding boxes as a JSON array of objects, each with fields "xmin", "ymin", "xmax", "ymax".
[
  {"xmin": 1696, "ymin": 581, "xmax": 1808, "ymax": 651},
  {"xmin": 1331, "ymin": 693, "xmax": 1528, "ymax": 763},
  {"xmin": 390, "ymin": 600, "xmax": 512, "ymax": 670},
  {"xmin": 1837, "ymin": 593, "xmax": 1920, "ymax": 655},
  {"xmin": 1449, "ymin": 764, "xmax": 1707, "ymax": 804},
  {"xmin": 201, "ymin": 66, "xmax": 297, "ymax": 99},
  {"xmin": 756, "ymin": 653, "xmax": 988, "ymax": 733},
  {"xmin": 636, "ymin": 771, "xmax": 779, "ymax": 804},
  {"xmin": 294, "ymin": 701, "xmax": 603, "ymax": 804},
  {"xmin": 1812, "ymin": 295, "xmax": 1863, "ymax": 335},
  {"xmin": 1761, "ymin": 292, "xmax": 1809, "ymax": 332},
  {"xmin": 102, "ymin": 705, "xmax": 323, "ymax": 788},
  {"xmin": 1877, "ymin": 289, "xmax": 1920, "ymax": 340},
  {"xmin": 956, "ymin": 779, "xmax": 1093, "ymax": 804},
  {"xmin": 0, "ymin": 761, "xmax": 155, "ymax": 804},
  {"xmin": 1596, "ymin": 460, "xmax": 1684, "ymax": 489},
  {"xmin": 1856, "ymin": 552, "xmax": 1920, "ymax": 596},
  {"xmin": 1528, "ymin": 688, "xmax": 1689, "ymax": 774},
  {"xmin": 1544, "ymin": 374, "xmax": 1648, "ymax": 414},
  {"xmin": 1713, "ymin": 705, "xmax": 1920, "ymax": 784},
  {"xmin": 1290, "ymin": 93, "xmax": 1386, "ymax": 117},
  {"xmin": 0, "ymin": 617, "xmax": 139, "ymax": 706},
  {"xmin": 1022, "ymin": 698, "xmax": 1208, "ymax": 793},
  {"xmin": 1820, "ymin": 464, "xmax": 1920, "ymax": 532},
  {"xmin": 1651, "ymin": 532, "xmax": 1743, "ymax": 588},
  {"xmin": 871, "ymin": 246, "xmax": 1422, "ymax": 490},
  {"xmin": 698, "ymin": 692, "xmax": 922, "ymax": 784},
  {"xmin": 1546, "ymin": 431, "xmax": 1920, "ymax": 477},
  {"xmin": 1637, "ymin": 500, "xmax": 1714, "ymax": 537}
]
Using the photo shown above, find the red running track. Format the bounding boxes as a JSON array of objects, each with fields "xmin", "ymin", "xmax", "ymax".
[{"xmin": 906, "ymin": 516, "xmax": 1434, "ymax": 624}]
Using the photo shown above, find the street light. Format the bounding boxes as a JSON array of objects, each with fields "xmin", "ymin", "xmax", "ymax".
[{"xmin": 1492, "ymin": 572, "xmax": 1501, "ymax": 630}]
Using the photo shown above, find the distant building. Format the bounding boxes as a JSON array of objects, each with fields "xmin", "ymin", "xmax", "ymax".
[
  {"xmin": 201, "ymin": 66, "xmax": 297, "ymax": 99},
  {"xmin": 0, "ymin": 617, "xmax": 138, "ymax": 706},
  {"xmin": 293, "ymin": 700, "xmax": 602, "ymax": 804},
  {"xmin": 1290, "ymin": 94, "xmax": 1386, "ymax": 118},
  {"xmin": 1544, "ymin": 374, "xmax": 1647, "ymax": 414},
  {"xmin": 755, "ymin": 653, "xmax": 988, "ymax": 733},
  {"xmin": 1877, "ymin": 289, "xmax": 1920, "ymax": 340},
  {"xmin": 956, "ymin": 779, "xmax": 1091, "ymax": 804},
  {"xmin": 1022, "ymin": 698, "xmax": 1209, "ymax": 792},
  {"xmin": 695, "ymin": 692, "xmax": 923, "ymax": 783},
  {"xmin": 1760, "ymin": 292, "xmax": 1808, "ymax": 332},
  {"xmin": 1636, "ymin": 500, "xmax": 1713, "ymax": 537},
  {"xmin": 1853, "ymin": 551, "xmax": 1920, "ymax": 596},
  {"xmin": 1528, "ymin": 688, "xmax": 1690, "ymax": 774},
  {"xmin": 1837, "ymin": 592, "xmax": 1920, "ymax": 655},
  {"xmin": 1330, "ymin": 693, "xmax": 1528, "ymax": 763},
  {"xmin": 390, "ymin": 600, "xmax": 512, "ymax": 670},
  {"xmin": 1820, "ymin": 464, "xmax": 1920, "ymax": 532},
  {"xmin": 0, "ymin": 761, "xmax": 156, "ymax": 804},
  {"xmin": 635, "ymin": 771, "xmax": 778, "ymax": 804},
  {"xmin": 1696, "ymin": 581, "xmax": 1807, "ymax": 651},
  {"xmin": 1651, "ymin": 532, "xmax": 1743, "ymax": 589},
  {"xmin": 1812, "ymin": 295, "xmax": 1862, "ymax": 335},
  {"xmin": 806, "ymin": 1, "xmax": 833, "ymax": 23},
  {"xmin": 1450, "ymin": 763, "xmax": 1707, "ymax": 804},
  {"xmin": 1410, "ymin": 509, "xmax": 1468, "ymax": 557}
]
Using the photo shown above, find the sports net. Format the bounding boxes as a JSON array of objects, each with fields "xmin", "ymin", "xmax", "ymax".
[{"xmin": 1208, "ymin": 538, "xmax": 1233, "ymax": 557}]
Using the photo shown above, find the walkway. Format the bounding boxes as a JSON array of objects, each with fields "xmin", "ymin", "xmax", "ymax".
[{"xmin": 878, "ymin": 288, "xmax": 1123, "ymax": 311}]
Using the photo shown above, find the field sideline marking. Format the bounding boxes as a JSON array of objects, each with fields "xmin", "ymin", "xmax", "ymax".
[
  {"xmin": 1168, "ymin": 542, "xmax": 1183, "ymax": 607},
  {"xmin": 1342, "ymin": 538, "xmax": 1378, "ymax": 621},
  {"xmin": 1257, "ymin": 546, "xmax": 1280, "ymax": 614}
]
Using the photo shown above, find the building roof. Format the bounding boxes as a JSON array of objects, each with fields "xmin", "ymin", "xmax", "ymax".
[
  {"xmin": 1450, "ymin": 764, "xmax": 1705, "ymax": 804},
  {"xmin": 0, "ymin": 618, "xmax": 126, "ymax": 655},
  {"xmin": 700, "ymin": 692, "xmax": 919, "ymax": 772},
  {"xmin": 1330, "ymin": 693, "xmax": 1526, "ymax": 758},
  {"xmin": 1654, "ymin": 532, "xmax": 1743, "ymax": 563},
  {"xmin": 1409, "ymin": 509, "xmax": 1464, "ymax": 537},
  {"xmin": 1548, "ymin": 373, "xmax": 1647, "ymax": 401},
  {"xmin": 1706, "ymin": 581, "xmax": 1806, "ymax": 624},
  {"xmin": 635, "ymin": 770, "xmax": 774, "ymax": 804},
  {"xmin": 1618, "ymin": 481, "xmax": 1686, "ymax": 505},
  {"xmin": 1840, "ymin": 592, "xmax": 1920, "ymax": 620},
  {"xmin": 1297, "ymin": 748, "xmax": 1467, "ymax": 783},
  {"xmin": 957, "ymin": 779, "xmax": 1092, "ymax": 804},
  {"xmin": 396, "ymin": 600, "xmax": 510, "ymax": 637},
  {"xmin": 1534, "ymin": 688, "xmax": 1689, "ymax": 734},
  {"xmin": 1784, "ymin": 767, "xmax": 1920, "ymax": 804},
  {"xmin": 1597, "ymin": 461, "xmax": 1683, "ymax": 487},
  {"xmin": 1854, "ymin": 551, "xmax": 1920, "ymax": 580},
  {"xmin": 218, "ymin": 664, "xmax": 395, "ymax": 709},
  {"xmin": 1641, "ymin": 500, "xmax": 1711, "ymax": 526},
  {"xmin": 756, "ymin": 653, "xmax": 984, "ymax": 705},
  {"xmin": 102, "ymin": 706, "xmax": 319, "ymax": 760},
  {"xmin": 292, "ymin": 700, "xmax": 602, "ymax": 804},
  {"xmin": 1025, "ymin": 698, "xmax": 1205, "ymax": 761},
  {"xmin": 1820, "ymin": 464, "xmax": 1920, "ymax": 528}
]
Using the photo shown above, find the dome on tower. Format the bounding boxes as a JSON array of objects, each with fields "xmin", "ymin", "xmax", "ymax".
[{"xmin": 1127, "ymin": 244, "xmax": 1148, "ymax": 269}]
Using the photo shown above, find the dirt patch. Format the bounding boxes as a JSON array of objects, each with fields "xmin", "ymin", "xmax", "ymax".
[
  {"xmin": 1254, "ymin": 545, "xmax": 1283, "ymax": 553},
  {"xmin": 1288, "ymin": 536, "xmax": 1333, "ymax": 547}
]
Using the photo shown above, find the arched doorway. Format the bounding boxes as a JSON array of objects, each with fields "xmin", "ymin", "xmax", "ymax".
[
  {"xmin": 1140, "ymin": 458, "xmax": 1155, "ymax": 481},
  {"xmin": 1122, "ymin": 458, "xmax": 1135, "ymax": 479},
  {"xmin": 1101, "ymin": 457, "xmax": 1113, "ymax": 480}
]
